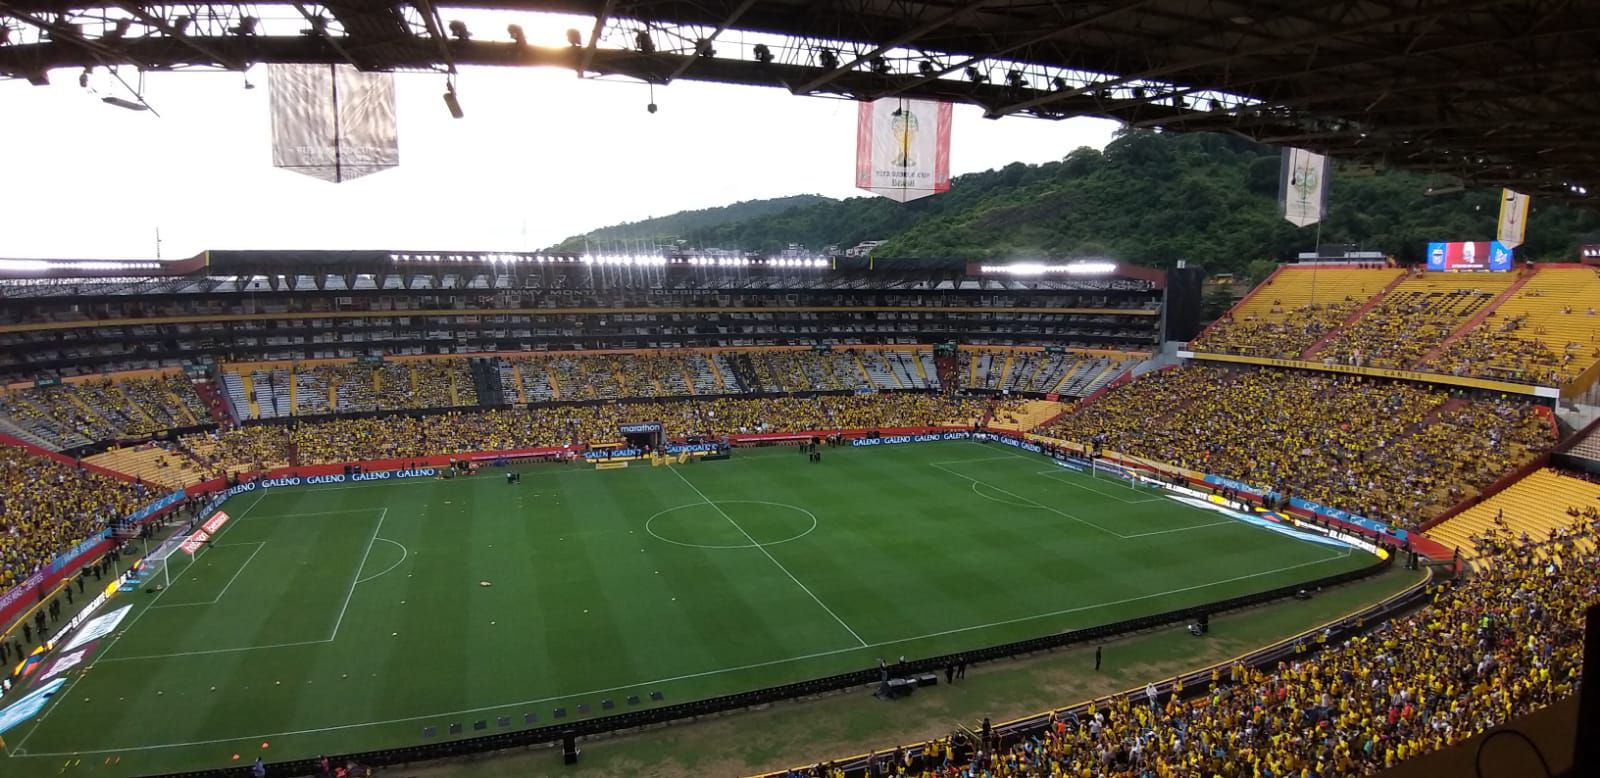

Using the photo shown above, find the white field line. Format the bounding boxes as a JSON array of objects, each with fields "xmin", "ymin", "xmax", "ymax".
[
  {"xmin": 94, "ymin": 508, "xmax": 390, "ymax": 663},
  {"xmin": 930, "ymin": 461, "xmax": 1125, "ymax": 538},
  {"xmin": 10, "ymin": 488, "xmax": 270, "ymax": 752},
  {"xmin": 329, "ymin": 509, "xmax": 386, "ymax": 641},
  {"xmin": 1034, "ymin": 468, "xmax": 1167, "ymax": 504},
  {"xmin": 666, "ymin": 465, "xmax": 868, "ymax": 648},
  {"xmin": 10, "ymin": 547, "xmax": 1356, "ymax": 758},
  {"xmin": 149, "ymin": 542, "xmax": 266, "ymax": 609},
  {"xmin": 354, "ymin": 537, "xmax": 411, "ymax": 585}
]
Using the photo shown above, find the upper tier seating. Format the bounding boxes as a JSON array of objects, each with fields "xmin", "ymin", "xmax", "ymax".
[
  {"xmin": 0, "ymin": 375, "xmax": 209, "ymax": 450},
  {"xmin": 1316, "ymin": 271, "xmax": 1516, "ymax": 369},
  {"xmin": 1425, "ymin": 469, "xmax": 1598, "ymax": 567},
  {"xmin": 1431, "ymin": 267, "xmax": 1600, "ymax": 385},
  {"xmin": 1190, "ymin": 267, "xmax": 1404, "ymax": 359}
]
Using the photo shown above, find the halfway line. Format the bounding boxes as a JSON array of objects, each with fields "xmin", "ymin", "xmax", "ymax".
[{"xmin": 665, "ymin": 465, "xmax": 868, "ymax": 648}]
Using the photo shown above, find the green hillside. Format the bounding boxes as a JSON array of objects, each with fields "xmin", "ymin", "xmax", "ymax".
[
  {"xmin": 555, "ymin": 131, "xmax": 1600, "ymax": 274},
  {"xmin": 551, "ymin": 195, "xmax": 835, "ymax": 251}
]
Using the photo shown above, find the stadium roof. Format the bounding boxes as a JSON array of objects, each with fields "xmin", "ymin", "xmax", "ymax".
[{"xmin": 2, "ymin": 1, "xmax": 1595, "ymax": 202}]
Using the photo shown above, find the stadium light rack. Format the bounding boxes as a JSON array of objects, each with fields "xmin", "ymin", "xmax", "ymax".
[{"xmin": 978, "ymin": 261, "xmax": 1118, "ymax": 275}]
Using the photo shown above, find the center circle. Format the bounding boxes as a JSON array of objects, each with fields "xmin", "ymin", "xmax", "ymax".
[{"xmin": 645, "ymin": 501, "xmax": 818, "ymax": 549}]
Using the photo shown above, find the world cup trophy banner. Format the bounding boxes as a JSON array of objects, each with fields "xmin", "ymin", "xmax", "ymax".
[{"xmin": 855, "ymin": 98, "xmax": 952, "ymax": 202}]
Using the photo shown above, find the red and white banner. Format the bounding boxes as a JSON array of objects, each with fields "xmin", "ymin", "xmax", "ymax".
[{"xmin": 855, "ymin": 98, "xmax": 952, "ymax": 202}]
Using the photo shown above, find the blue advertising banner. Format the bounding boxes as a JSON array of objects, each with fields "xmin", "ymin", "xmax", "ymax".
[
  {"xmin": 849, "ymin": 432, "xmax": 970, "ymax": 447},
  {"xmin": 663, "ymin": 442, "xmax": 727, "ymax": 455},
  {"xmin": 125, "ymin": 489, "xmax": 187, "ymax": 525},
  {"xmin": 200, "ymin": 468, "xmax": 439, "ymax": 516}
]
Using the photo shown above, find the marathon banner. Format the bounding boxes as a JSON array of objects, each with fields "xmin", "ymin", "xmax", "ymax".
[
  {"xmin": 618, "ymin": 422, "xmax": 662, "ymax": 435},
  {"xmin": 200, "ymin": 468, "xmax": 439, "ymax": 516},
  {"xmin": 47, "ymin": 531, "xmax": 110, "ymax": 575},
  {"xmin": 663, "ymin": 442, "xmax": 728, "ymax": 455},
  {"xmin": 1051, "ymin": 456, "xmax": 1089, "ymax": 473},
  {"xmin": 1279, "ymin": 147, "xmax": 1330, "ymax": 227},
  {"xmin": 1202, "ymin": 474, "xmax": 1279, "ymax": 501},
  {"xmin": 0, "ymin": 677, "xmax": 66, "ymax": 736},
  {"xmin": 125, "ymin": 489, "xmax": 187, "ymax": 525},
  {"xmin": 855, "ymin": 97, "xmax": 952, "ymax": 203},
  {"xmin": 973, "ymin": 432, "xmax": 1042, "ymax": 453},
  {"xmin": 850, "ymin": 432, "xmax": 970, "ymax": 447},
  {"xmin": 1287, "ymin": 496, "xmax": 1407, "ymax": 541}
]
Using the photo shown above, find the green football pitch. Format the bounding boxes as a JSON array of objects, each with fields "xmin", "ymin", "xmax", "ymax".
[{"xmin": 7, "ymin": 440, "xmax": 1373, "ymax": 776}]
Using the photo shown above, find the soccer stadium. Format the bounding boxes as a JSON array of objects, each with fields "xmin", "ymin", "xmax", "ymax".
[{"xmin": 2, "ymin": 3, "xmax": 1599, "ymax": 778}]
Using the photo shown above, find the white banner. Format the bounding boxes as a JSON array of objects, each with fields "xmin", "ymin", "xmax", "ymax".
[
  {"xmin": 855, "ymin": 98, "xmax": 951, "ymax": 202},
  {"xmin": 1497, "ymin": 188, "xmax": 1530, "ymax": 249},
  {"xmin": 269, "ymin": 64, "xmax": 399, "ymax": 183},
  {"xmin": 1279, "ymin": 147, "xmax": 1330, "ymax": 227}
]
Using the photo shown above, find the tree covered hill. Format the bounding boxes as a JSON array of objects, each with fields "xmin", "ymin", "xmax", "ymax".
[
  {"xmin": 550, "ymin": 195, "xmax": 835, "ymax": 251},
  {"xmin": 552, "ymin": 131, "xmax": 1599, "ymax": 274}
]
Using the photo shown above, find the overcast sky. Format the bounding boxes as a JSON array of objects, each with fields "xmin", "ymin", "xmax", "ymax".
[{"xmin": 0, "ymin": 12, "xmax": 1117, "ymax": 259}]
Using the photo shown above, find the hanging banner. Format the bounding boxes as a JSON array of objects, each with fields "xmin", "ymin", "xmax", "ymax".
[
  {"xmin": 1497, "ymin": 188, "xmax": 1530, "ymax": 249},
  {"xmin": 269, "ymin": 64, "xmax": 400, "ymax": 183},
  {"xmin": 855, "ymin": 97, "xmax": 952, "ymax": 203},
  {"xmin": 1279, "ymin": 147, "xmax": 1330, "ymax": 227}
]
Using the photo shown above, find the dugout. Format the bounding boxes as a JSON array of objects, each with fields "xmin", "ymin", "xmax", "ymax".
[{"xmin": 619, "ymin": 421, "xmax": 664, "ymax": 453}]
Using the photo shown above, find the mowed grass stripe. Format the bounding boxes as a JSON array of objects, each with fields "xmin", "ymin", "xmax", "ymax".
[{"xmin": 13, "ymin": 443, "xmax": 1375, "ymax": 775}]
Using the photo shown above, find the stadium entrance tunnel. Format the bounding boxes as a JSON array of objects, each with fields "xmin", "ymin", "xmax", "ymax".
[{"xmin": 645, "ymin": 500, "xmax": 818, "ymax": 549}]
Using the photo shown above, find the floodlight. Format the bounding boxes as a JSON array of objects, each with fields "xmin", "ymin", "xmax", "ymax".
[
  {"xmin": 449, "ymin": 20, "xmax": 470, "ymax": 41},
  {"xmin": 753, "ymin": 43, "xmax": 772, "ymax": 64},
  {"xmin": 566, "ymin": 28, "xmax": 582, "ymax": 47},
  {"xmin": 635, "ymin": 30, "xmax": 653, "ymax": 52},
  {"xmin": 508, "ymin": 25, "xmax": 526, "ymax": 45}
]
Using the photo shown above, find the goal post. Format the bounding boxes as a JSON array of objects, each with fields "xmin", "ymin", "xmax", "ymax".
[{"xmin": 141, "ymin": 532, "xmax": 199, "ymax": 589}]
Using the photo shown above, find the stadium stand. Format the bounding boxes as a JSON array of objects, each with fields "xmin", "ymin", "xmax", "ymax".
[
  {"xmin": 956, "ymin": 349, "xmax": 1133, "ymax": 396},
  {"xmin": 180, "ymin": 393, "xmax": 998, "ymax": 475},
  {"xmin": 1430, "ymin": 267, "xmax": 1600, "ymax": 385},
  {"xmin": 85, "ymin": 442, "xmax": 212, "ymax": 491},
  {"xmin": 794, "ymin": 516, "xmax": 1595, "ymax": 778},
  {"xmin": 1424, "ymin": 469, "xmax": 1599, "ymax": 567},
  {"xmin": 1313, "ymin": 270, "xmax": 1517, "ymax": 368},
  {"xmin": 0, "ymin": 447, "xmax": 145, "ymax": 590},
  {"xmin": 1039, "ymin": 366, "xmax": 1555, "ymax": 529},
  {"xmin": 0, "ymin": 375, "xmax": 208, "ymax": 451},
  {"xmin": 1189, "ymin": 266, "xmax": 1404, "ymax": 359}
]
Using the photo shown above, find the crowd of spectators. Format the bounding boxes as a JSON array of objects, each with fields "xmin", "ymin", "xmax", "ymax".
[
  {"xmin": 1189, "ymin": 299, "xmax": 1360, "ymax": 359},
  {"xmin": 181, "ymin": 393, "xmax": 998, "ymax": 474},
  {"xmin": 1431, "ymin": 314, "xmax": 1576, "ymax": 386},
  {"xmin": 1316, "ymin": 288, "xmax": 1497, "ymax": 370},
  {"xmin": 0, "ymin": 448, "xmax": 145, "ymax": 590},
  {"xmin": 1040, "ymin": 366, "xmax": 1554, "ymax": 528},
  {"xmin": 793, "ymin": 518, "xmax": 1594, "ymax": 778},
  {"xmin": 0, "ymin": 375, "xmax": 208, "ymax": 449}
]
